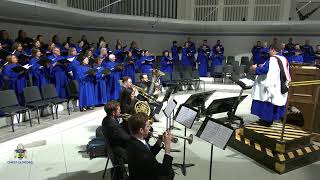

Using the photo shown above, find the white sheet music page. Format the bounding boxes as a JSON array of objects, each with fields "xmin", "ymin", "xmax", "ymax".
[
  {"xmin": 175, "ymin": 106, "xmax": 197, "ymax": 128},
  {"xmin": 164, "ymin": 98, "xmax": 177, "ymax": 117},
  {"xmin": 239, "ymin": 78, "xmax": 254, "ymax": 87},
  {"xmin": 200, "ymin": 121, "xmax": 234, "ymax": 149}
]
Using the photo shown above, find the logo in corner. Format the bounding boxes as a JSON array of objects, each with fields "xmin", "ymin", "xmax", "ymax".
[{"xmin": 14, "ymin": 143, "xmax": 27, "ymax": 160}]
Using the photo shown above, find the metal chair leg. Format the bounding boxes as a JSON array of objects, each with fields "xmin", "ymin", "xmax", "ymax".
[
  {"xmin": 55, "ymin": 105, "xmax": 58, "ymax": 119},
  {"xmin": 67, "ymin": 101, "xmax": 70, "ymax": 115},
  {"xmin": 36, "ymin": 108, "xmax": 40, "ymax": 124},
  {"xmin": 51, "ymin": 105, "xmax": 55, "ymax": 120},
  {"xmin": 28, "ymin": 110, "xmax": 32, "ymax": 127},
  {"xmin": 10, "ymin": 115, "xmax": 15, "ymax": 132}
]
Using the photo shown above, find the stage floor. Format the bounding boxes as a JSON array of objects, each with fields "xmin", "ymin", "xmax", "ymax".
[{"xmin": 0, "ymin": 83, "xmax": 319, "ymax": 180}]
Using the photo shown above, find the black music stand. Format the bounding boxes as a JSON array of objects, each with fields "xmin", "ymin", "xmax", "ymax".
[
  {"xmin": 173, "ymin": 104, "xmax": 199, "ymax": 176},
  {"xmin": 183, "ymin": 90, "xmax": 216, "ymax": 116},
  {"xmin": 196, "ymin": 117, "xmax": 234, "ymax": 180},
  {"xmin": 163, "ymin": 98, "xmax": 177, "ymax": 130}
]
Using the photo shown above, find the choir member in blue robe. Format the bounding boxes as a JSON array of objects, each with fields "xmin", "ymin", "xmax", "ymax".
[
  {"xmin": 12, "ymin": 42, "xmax": 30, "ymax": 66},
  {"xmin": 290, "ymin": 45, "xmax": 304, "ymax": 64},
  {"xmin": 302, "ymin": 40, "xmax": 315, "ymax": 63},
  {"xmin": 129, "ymin": 41, "xmax": 143, "ymax": 71},
  {"xmin": 94, "ymin": 40, "xmax": 107, "ymax": 58},
  {"xmin": 2, "ymin": 55, "xmax": 27, "ymax": 105},
  {"xmin": 212, "ymin": 40, "xmax": 224, "ymax": 54},
  {"xmin": 29, "ymin": 48, "xmax": 49, "ymax": 89},
  {"xmin": 251, "ymin": 41, "xmax": 262, "ymax": 64},
  {"xmin": 52, "ymin": 35, "xmax": 62, "ymax": 49},
  {"xmin": 66, "ymin": 37, "xmax": 76, "ymax": 48},
  {"xmin": 75, "ymin": 56, "xmax": 96, "ymax": 111},
  {"xmin": 60, "ymin": 42, "xmax": 70, "ymax": 57},
  {"xmin": 186, "ymin": 37, "xmax": 196, "ymax": 66},
  {"xmin": 48, "ymin": 47, "xmax": 68, "ymax": 99},
  {"xmin": 280, "ymin": 43, "xmax": 292, "ymax": 62},
  {"xmin": 285, "ymin": 37, "xmax": 295, "ymax": 54},
  {"xmin": 114, "ymin": 44, "xmax": 126, "ymax": 63},
  {"xmin": 181, "ymin": 42, "xmax": 194, "ymax": 70},
  {"xmin": 124, "ymin": 51, "xmax": 136, "ymax": 83},
  {"xmin": 75, "ymin": 40, "xmax": 84, "ymax": 54},
  {"xmin": 0, "ymin": 30, "xmax": 14, "ymax": 52},
  {"xmin": 254, "ymin": 42, "xmax": 269, "ymax": 65},
  {"xmin": 251, "ymin": 43, "xmax": 291, "ymax": 126},
  {"xmin": 140, "ymin": 50, "xmax": 154, "ymax": 74},
  {"xmin": 171, "ymin": 41, "xmax": 179, "ymax": 61},
  {"xmin": 160, "ymin": 50, "xmax": 173, "ymax": 79},
  {"xmin": 66, "ymin": 47, "xmax": 80, "ymax": 80},
  {"xmin": 15, "ymin": 30, "xmax": 33, "ymax": 51},
  {"xmin": 94, "ymin": 57, "xmax": 108, "ymax": 105},
  {"xmin": 211, "ymin": 46, "xmax": 224, "ymax": 77},
  {"xmin": 105, "ymin": 54, "xmax": 122, "ymax": 101},
  {"xmin": 197, "ymin": 41, "xmax": 210, "ymax": 77}
]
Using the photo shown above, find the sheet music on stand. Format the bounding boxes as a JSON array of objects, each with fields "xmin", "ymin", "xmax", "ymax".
[
  {"xmin": 163, "ymin": 98, "xmax": 177, "ymax": 118},
  {"xmin": 175, "ymin": 105, "xmax": 198, "ymax": 129},
  {"xmin": 197, "ymin": 117, "xmax": 234, "ymax": 150}
]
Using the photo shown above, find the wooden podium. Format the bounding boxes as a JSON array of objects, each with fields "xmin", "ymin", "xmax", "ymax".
[{"xmin": 289, "ymin": 65, "xmax": 320, "ymax": 133}]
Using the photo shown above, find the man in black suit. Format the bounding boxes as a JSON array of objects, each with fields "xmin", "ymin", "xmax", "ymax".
[
  {"xmin": 102, "ymin": 101, "xmax": 130, "ymax": 161},
  {"xmin": 127, "ymin": 112, "xmax": 174, "ymax": 180}
]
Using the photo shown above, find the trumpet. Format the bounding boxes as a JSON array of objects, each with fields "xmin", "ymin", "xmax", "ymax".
[{"xmin": 152, "ymin": 132, "xmax": 193, "ymax": 145}]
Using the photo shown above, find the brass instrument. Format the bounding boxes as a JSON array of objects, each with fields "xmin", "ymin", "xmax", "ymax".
[
  {"xmin": 148, "ymin": 69, "xmax": 165, "ymax": 95},
  {"xmin": 152, "ymin": 132, "xmax": 193, "ymax": 144},
  {"xmin": 131, "ymin": 84, "xmax": 162, "ymax": 106},
  {"xmin": 119, "ymin": 100, "xmax": 153, "ymax": 124}
]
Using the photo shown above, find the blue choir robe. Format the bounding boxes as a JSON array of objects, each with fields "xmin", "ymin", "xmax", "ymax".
[
  {"xmin": 213, "ymin": 45, "xmax": 224, "ymax": 54},
  {"xmin": 181, "ymin": 47, "xmax": 194, "ymax": 67},
  {"xmin": 66, "ymin": 55, "xmax": 80, "ymax": 80},
  {"xmin": 302, "ymin": 45, "xmax": 315, "ymax": 63},
  {"xmin": 105, "ymin": 61, "xmax": 121, "ymax": 101},
  {"xmin": 160, "ymin": 56, "xmax": 173, "ymax": 79},
  {"xmin": 251, "ymin": 54, "xmax": 291, "ymax": 123},
  {"xmin": 251, "ymin": 46, "xmax": 262, "ymax": 64},
  {"xmin": 281, "ymin": 49, "xmax": 292, "ymax": 63},
  {"xmin": 48, "ymin": 55, "xmax": 68, "ymax": 99},
  {"xmin": 211, "ymin": 50, "xmax": 224, "ymax": 77},
  {"xmin": 197, "ymin": 48, "xmax": 209, "ymax": 77},
  {"xmin": 29, "ymin": 57, "xmax": 49, "ymax": 89},
  {"xmin": 94, "ymin": 65, "xmax": 108, "ymax": 105},
  {"xmin": 171, "ymin": 45, "xmax": 179, "ymax": 61},
  {"xmin": 290, "ymin": 54, "xmax": 304, "ymax": 64},
  {"xmin": 75, "ymin": 65, "xmax": 96, "ymax": 108},
  {"xmin": 114, "ymin": 49, "xmax": 126, "ymax": 63},
  {"xmin": 140, "ymin": 56, "xmax": 154, "ymax": 74},
  {"xmin": 75, "ymin": 46, "xmax": 82, "ymax": 54},
  {"xmin": 2, "ymin": 63, "xmax": 27, "ymax": 105},
  {"xmin": 254, "ymin": 47, "xmax": 269, "ymax": 65},
  {"xmin": 129, "ymin": 47, "xmax": 142, "ymax": 61},
  {"xmin": 124, "ymin": 57, "xmax": 136, "ymax": 83}
]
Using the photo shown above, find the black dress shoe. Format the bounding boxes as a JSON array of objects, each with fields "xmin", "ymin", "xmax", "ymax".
[{"xmin": 80, "ymin": 108, "xmax": 87, "ymax": 112}]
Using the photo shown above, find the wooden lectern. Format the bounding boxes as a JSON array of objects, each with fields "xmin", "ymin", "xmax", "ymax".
[{"xmin": 289, "ymin": 65, "xmax": 320, "ymax": 133}]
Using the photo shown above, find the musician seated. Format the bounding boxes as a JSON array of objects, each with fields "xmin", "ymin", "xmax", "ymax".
[
  {"xmin": 137, "ymin": 73, "xmax": 161, "ymax": 98},
  {"xmin": 102, "ymin": 101, "xmax": 130, "ymax": 163},
  {"xmin": 127, "ymin": 112, "xmax": 174, "ymax": 180}
]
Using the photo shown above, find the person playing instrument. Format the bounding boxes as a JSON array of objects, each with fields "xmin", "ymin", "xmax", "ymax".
[
  {"xmin": 127, "ymin": 112, "xmax": 174, "ymax": 180},
  {"xmin": 137, "ymin": 73, "xmax": 161, "ymax": 98},
  {"xmin": 250, "ymin": 42, "xmax": 291, "ymax": 127},
  {"xmin": 102, "ymin": 101, "xmax": 130, "ymax": 179}
]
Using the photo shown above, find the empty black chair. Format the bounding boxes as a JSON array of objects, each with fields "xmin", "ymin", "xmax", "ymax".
[
  {"xmin": 42, "ymin": 84, "xmax": 70, "ymax": 119},
  {"xmin": 191, "ymin": 71, "xmax": 206, "ymax": 91},
  {"xmin": 161, "ymin": 73, "xmax": 171, "ymax": 87},
  {"xmin": 23, "ymin": 86, "xmax": 54, "ymax": 123},
  {"xmin": 233, "ymin": 61, "xmax": 240, "ymax": 68},
  {"xmin": 66, "ymin": 80, "xmax": 79, "ymax": 104},
  {"xmin": 213, "ymin": 65, "xmax": 223, "ymax": 77},
  {"xmin": 223, "ymin": 65, "xmax": 234, "ymax": 83},
  {"xmin": 240, "ymin": 56, "xmax": 250, "ymax": 66},
  {"xmin": 227, "ymin": 56, "xmax": 235, "ymax": 65},
  {"xmin": 0, "ymin": 90, "xmax": 31, "ymax": 132},
  {"xmin": 102, "ymin": 129, "xmax": 128, "ymax": 180},
  {"xmin": 172, "ymin": 72, "xmax": 182, "ymax": 82},
  {"xmin": 181, "ymin": 71, "xmax": 193, "ymax": 81}
]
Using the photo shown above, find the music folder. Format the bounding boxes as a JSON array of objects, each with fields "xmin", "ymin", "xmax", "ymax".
[
  {"xmin": 101, "ymin": 68, "xmax": 111, "ymax": 75},
  {"xmin": 196, "ymin": 117, "xmax": 234, "ymax": 150},
  {"xmin": 85, "ymin": 68, "xmax": 98, "ymax": 76},
  {"xmin": 11, "ymin": 65, "xmax": 29, "ymax": 74},
  {"xmin": 163, "ymin": 98, "xmax": 177, "ymax": 118},
  {"xmin": 174, "ymin": 104, "xmax": 198, "ymax": 129},
  {"xmin": 230, "ymin": 77, "xmax": 254, "ymax": 90},
  {"xmin": 37, "ymin": 57, "xmax": 51, "ymax": 66}
]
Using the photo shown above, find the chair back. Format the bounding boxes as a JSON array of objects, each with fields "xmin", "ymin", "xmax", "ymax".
[
  {"xmin": 214, "ymin": 65, "xmax": 223, "ymax": 74},
  {"xmin": 191, "ymin": 71, "xmax": 200, "ymax": 79},
  {"xmin": 23, "ymin": 86, "xmax": 42, "ymax": 103},
  {"xmin": 223, "ymin": 65, "xmax": 234, "ymax": 74},
  {"xmin": 101, "ymin": 127, "xmax": 118, "ymax": 167},
  {"xmin": 66, "ymin": 80, "xmax": 79, "ymax": 98},
  {"xmin": 241, "ymin": 56, "xmax": 250, "ymax": 66},
  {"xmin": 42, "ymin": 84, "xmax": 58, "ymax": 100},
  {"xmin": 0, "ymin": 90, "xmax": 20, "ymax": 108},
  {"xmin": 161, "ymin": 73, "xmax": 171, "ymax": 82},
  {"xmin": 181, "ymin": 71, "xmax": 192, "ymax": 80},
  {"xmin": 227, "ymin": 56, "xmax": 235, "ymax": 65}
]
